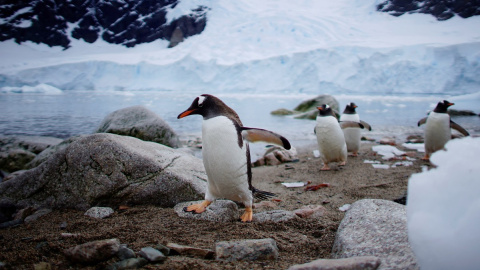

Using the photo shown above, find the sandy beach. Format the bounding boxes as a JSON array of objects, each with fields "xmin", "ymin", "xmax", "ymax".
[{"xmin": 0, "ymin": 142, "xmax": 426, "ymax": 269}]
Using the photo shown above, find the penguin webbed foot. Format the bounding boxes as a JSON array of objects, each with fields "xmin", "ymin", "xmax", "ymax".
[
  {"xmin": 183, "ymin": 200, "xmax": 212, "ymax": 214},
  {"xmin": 320, "ymin": 164, "xmax": 330, "ymax": 171},
  {"xmin": 239, "ymin": 207, "xmax": 253, "ymax": 222}
]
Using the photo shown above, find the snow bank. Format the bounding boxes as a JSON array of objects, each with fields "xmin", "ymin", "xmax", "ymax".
[{"xmin": 407, "ymin": 137, "xmax": 480, "ymax": 270}]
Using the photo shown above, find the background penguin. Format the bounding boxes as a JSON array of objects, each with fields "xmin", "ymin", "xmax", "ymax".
[
  {"xmin": 418, "ymin": 100, "xmax": 469, "ymax": 160},
  {"xmin": 314, "ymin": 104, "xmax": 364, "ymax": 171},
  {"xmin": 177, "ymin": 94, "xmax": 291, "ymax": 222},
  {"xmin": 339, "ymin": 102, "xmax": 372, "ymax": 157}
]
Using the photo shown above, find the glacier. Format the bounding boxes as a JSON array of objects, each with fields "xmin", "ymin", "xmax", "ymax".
[{"xmin": 1, "ymin": 42, "xmax": 479, "ymax": 94}]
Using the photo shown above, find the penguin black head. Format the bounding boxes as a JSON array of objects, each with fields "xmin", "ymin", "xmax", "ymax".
[
  {"xmin": 433, "ymin": 100, "xmax": 454, "ymax": 113},
  {"xmin": 316, "ymin": 104, "xmax": 336, "ymax": 117},
  {"xmin": 178, "ymin": 94, "xmax": 242, "ymax": 123},
  {"xmin": 343, "ymin": 102, "xmax": 358, "ymax": 114}
]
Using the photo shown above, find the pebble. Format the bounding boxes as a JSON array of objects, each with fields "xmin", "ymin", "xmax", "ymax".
[
  {"xmin": 216, "ymin": 238, "xmax": 279, "ymax": 261},
  {"xmin": 106, "ymin": 258, "xmax": 148, "ymax": 270},
  {"xmin": 287, "ymin": 256, "xmax": 381, "ymax": 270},
  {"xmin": 138, "ymin": 247, "xmax": 166, "ymax": 263},
  {"xmin": 84, "ymin": 207, "xmax": 114, "ymax": 219},
  {"xmin": 117, "ymin": 244, "xmax": 136, "ymax": 260},
  {"xmin": 167, "ymin": 243, "xmax": 214, "ymax": 259},
  {"xmin": 64, "ymin": 238, "xmax": 120, "ymax": 264},
  {"xmin": 24, "ymin": 209, "xmax": 52, "ymax": 224}
]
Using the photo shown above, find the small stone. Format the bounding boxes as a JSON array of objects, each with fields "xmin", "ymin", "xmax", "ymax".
[
  {"xmin": 64, "ymin": 238, "xmax": 120, "ymax": 264},
  {"xmin": 287, "ymin": 256, "xmax": 381, "ymax": 270},
  {"xmin": 106, "ymin": 258, "xmax": 148, "ymax": 270},
  {"xmin": 117, "ymin": 244, "xmax": 136, "ymax": 260},
  {"xmin": 59, "ymin": 221, "xmax": 68, "ymax": 230},
  {"xmin": 166, "ymin": 243, "xmax": 214, "ymax": 259},
  {"xmin": 216, "ymin": 238, "xmax": 279, "ymax": 261},
  {"xmin": 379, "ymin": 137, "xmax": 396, "ymax": 145},
  {"xmin": 138, "ymin": 247, "xmax": 166, "ymax": 262},
  {"xmin": 84, "ymin": 207, "xmax": 114, "ymax": 219},
  {"xmin": 155, "ymin": 243, "xmax": 171, "ymax": 256},
  {"xmin": 24, "ymin": 209, "xmax": 52, "ymax": 224},
  {"xmin": 33, "ymin": 262, "xmax": 52, "ymax": 270},
  {"xmin": 61, "ymin": 233, "xmax": 81, "ymax": 238},
  {"xmin": 293, "ymin": 205, "xmax": 326, "ymax": 219}
]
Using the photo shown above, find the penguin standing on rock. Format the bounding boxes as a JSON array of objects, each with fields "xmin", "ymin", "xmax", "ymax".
[
  {"xmin": 339, "ymin": 102, "xmax": 372, "ymax": 157},
  {"xmin": 315, "ymin": 104, "xmax": 365, "ymax": 171},
  {"xmin": 177, "ymin": 94, "xmax": 291, "ymax": 222},
  {"xmin": 417, "ymin": 100, "xmax": 469, "ymax": 161}
]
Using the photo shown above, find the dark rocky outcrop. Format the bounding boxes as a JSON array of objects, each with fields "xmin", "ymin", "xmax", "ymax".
[
  {"xmin": 377, "ymin": 0, "xmax": 480, "ymax": 21},
  {"xmin": 0, "ymin": 0, "xmax": 208, "ymax": 49},
  {"xmin": 0, "ymin": 135, "xmax": 62, "ymax": 173},
  {"xmin": 0, "ymin": 133, "xmax": 206, "ymax": 210}
]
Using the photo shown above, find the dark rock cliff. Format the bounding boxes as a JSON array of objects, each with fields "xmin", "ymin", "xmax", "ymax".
[
  {"xmin": 377, "ymin": 0, "xmax": 480, "ymax": 20},
  {"xmin": 0, "ymin": 0, "xmax": 207, "ymax": 49}
]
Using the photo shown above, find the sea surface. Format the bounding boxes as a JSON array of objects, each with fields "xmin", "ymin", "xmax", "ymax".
[{"xmin": 1, "ymin": 91, "xmax": 478, "ymax": 159}]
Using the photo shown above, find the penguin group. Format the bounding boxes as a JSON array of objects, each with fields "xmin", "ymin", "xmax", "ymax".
[{"xmin": 178, "ymin": 94, "xmax": 470, "ymax": 222}]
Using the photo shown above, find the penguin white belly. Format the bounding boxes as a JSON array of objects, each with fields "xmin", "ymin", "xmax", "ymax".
[
  {"xmin": 315, "ymin": 117, "xmax": 347, "ymax": 163},
  {"xmin": 201, "ymin": 116, "xmax": 252, "ymax": 205},
  {"xmin": 340, "ymin": 114, "xmax": 361, "ymax": 153},
  {"xmin": 424, "ymin": 112, "xmax": 451, "ymax": 155}
]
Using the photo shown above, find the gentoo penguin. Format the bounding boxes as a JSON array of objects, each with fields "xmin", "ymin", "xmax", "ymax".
[
  {"xmin": 314, "ymin": 104, "xmax": 364, "ymax": 170},
  {"xmin": 339, "ymin": 102, "xmax": 372, "ymax": 156},
  {"xmin": 417, "ymin": 100, "xmax": 469, "ymax": 160},
  {"xmin": 177, "ymin": 94, "xmax": 291, "ymax": 222}
]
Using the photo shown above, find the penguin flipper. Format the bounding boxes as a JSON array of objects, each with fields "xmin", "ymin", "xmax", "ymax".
[
  {"xmin": 418, "ymin": 117, "xmax": 427, "ymax": 127},
  {"xmin": 450, "ymin": 121, "xmax": 470, "ymax": 136},
  {"xmin": 340, "ymin": 121, "xmax": 364, "ymax": 129},
  {"xmin": 241, "ymin": 127, "xmax": 291, "ymax": 150},
  {"xmin": 360, "ymin": 120, "xmax": 372, "ymax": 131}
]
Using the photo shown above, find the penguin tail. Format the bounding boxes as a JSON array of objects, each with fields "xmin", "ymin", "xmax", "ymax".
[{"xmin": 252, "ymin": 188, "xmax": 276, "ymax": 200}]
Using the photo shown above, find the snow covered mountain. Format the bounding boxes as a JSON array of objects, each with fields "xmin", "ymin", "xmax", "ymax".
[{"xmin": 0, "ymin": 0, "xmax": 479, "ymax": 95}]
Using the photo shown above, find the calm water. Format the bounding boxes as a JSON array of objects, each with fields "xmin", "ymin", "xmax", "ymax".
[{"xmin": 1, "ymin": 91, "xmax": 478, "ymax": 158}]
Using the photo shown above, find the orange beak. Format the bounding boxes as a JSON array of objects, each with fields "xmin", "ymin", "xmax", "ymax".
[
  {"xmin": 316, "ymin": 106, "xmax": 323, "ymax": 111},
  {"xmin": 177, "ymin": 109, "xmax": 196, "ymax": 119}
]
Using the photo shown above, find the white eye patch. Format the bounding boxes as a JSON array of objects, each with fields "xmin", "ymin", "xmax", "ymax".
[
  {"xmin": 197, "ymin": 95, "xmax": 206, "ymax": 106},
  {"xmin": 325, "ymin": 104, "xmax": 330, "ymax": 109}
]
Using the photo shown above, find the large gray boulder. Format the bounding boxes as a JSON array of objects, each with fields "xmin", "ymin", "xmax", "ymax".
[
  {"xmin": 294, "ymin": 95, "xmax": 340, "ymax": 120},
  {"xmin": 270, "ymin": 95, "xmax": 340, "ymax": 120},
  {"xmin": 0, "ymin": 133, "xmax": 206, "ymax": 210},
  {"xmin": 95, "ymin": 105, "xmax": 179, "ymax": 148},
  {"xmin": 0, "ymin": 135, "xmax": 62, "ymax": 173},
  {"xmin": 332, "ymin": 199, "xmax": 418, "ymax": 270}
]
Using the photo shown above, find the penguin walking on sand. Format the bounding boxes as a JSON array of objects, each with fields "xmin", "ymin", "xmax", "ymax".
[
  {"xmin": 339, "ymin": 102, "xmax": 372, "ymax": 157},
  {"xmin": 177, "ymin": 94, "xmax": 291, "ymax": 222},
  {"xmin": 417, "ymin": 100, "xmax": 469, "ymax": 161},
  {"xmin": 315, "ymin": 104, "xmax": 364, "ymax": 171}
]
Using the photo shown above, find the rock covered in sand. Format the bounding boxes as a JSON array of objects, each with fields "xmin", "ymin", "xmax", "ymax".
[
  {"xmin": 0, "ymin": 133, "xmax": 206, "ymax": 210},
  {"xmin": 332, "ymin": 199, "xmax": 418, "ymax": 270}
]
